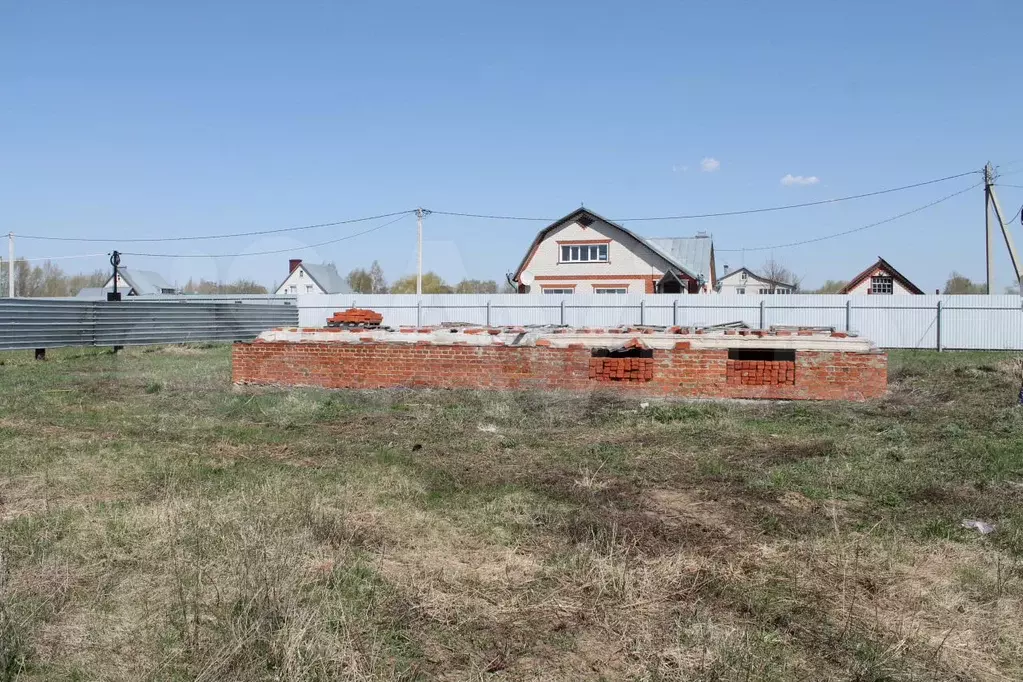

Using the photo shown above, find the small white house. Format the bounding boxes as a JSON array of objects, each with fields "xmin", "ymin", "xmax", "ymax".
[
  {"xmin": 275, "ymin": 259, "xmax": 352, "ymax": 295},
  {"xmin": 838, "ymin": 257, "xmax": 923, "ymax": 295},
  {"xmin": 716, "ymin": 266, "xmax": 795, "ymax": 295}
]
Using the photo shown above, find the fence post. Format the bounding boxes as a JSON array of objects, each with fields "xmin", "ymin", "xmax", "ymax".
[
  {"xmin": 416, "ymin": 299, "xmax": 422, "ymax": 328},
  {"xmin": 560, "ymin": 299, "xmax": 566, "ymax": 326},
  {"xmin": 672, "ymin": 298, "xmax": 678, "ymax": 326},
  {"xmin": 639, "ymin": 299, "xmax": 645, "ymax": 326},
  {"xmin": 936, "ymin": 300, "xmax": 942, "ymax": 352},
  {"xmin": 759, "ymin": 300, "xmax": 765, "ymax": 329},
  {"xmin": 845, "ymin": 299, "xmax": 852, "ymax": 332},
  {"xmin": 486, "ymin": 299, "xmax": 491, "ymax": 327}
]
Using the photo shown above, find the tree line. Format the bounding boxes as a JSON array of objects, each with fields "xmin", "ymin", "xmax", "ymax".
[{"xmin": 344, "ymin": 261, "xmax": 516, "ymax": 294}]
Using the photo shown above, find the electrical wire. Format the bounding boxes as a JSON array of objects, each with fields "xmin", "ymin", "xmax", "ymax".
[
  {"xmin": 998, "ymin": 184, "xmax": 1023, "ymax": 189},
  {"xmin": 17, "ymin": 252, "xmax": 110, "ymax": 262},
  {"xmin": 121, "ymin": 213, "xmax": 411, "ymax": 258},
  {"xmin": 716, "ymin": 182, "xmax": 980, "ymax": 252},
  {"xmin": 17, "ymin": 210, "xmax": 417, "ymax": 243},
  {"xmin": 429, "ymin": 170, "xmax": 980, "ymax": 223}
]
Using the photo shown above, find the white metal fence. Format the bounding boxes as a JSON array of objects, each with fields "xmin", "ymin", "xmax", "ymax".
[{"xmin": 297, "ymin": 293, "xmax": 1023, "ymax": 351}]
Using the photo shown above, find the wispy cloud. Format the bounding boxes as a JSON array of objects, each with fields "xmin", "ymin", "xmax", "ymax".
[
  {"xmin": 780, "ymin": 173, "xmax": 820, "ymax": 186},
  {"xmin": 700, "ymin": 157, "xmax": 721, "ymax": 173},
  {"xmin": 672, "ymin": 164, "xmax": 689, "ymax": 173}
]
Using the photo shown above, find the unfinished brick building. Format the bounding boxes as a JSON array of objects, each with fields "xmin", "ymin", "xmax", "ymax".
[{"xmin": 233, "ymin": 322, "xmax": 887, "ymax": 401}]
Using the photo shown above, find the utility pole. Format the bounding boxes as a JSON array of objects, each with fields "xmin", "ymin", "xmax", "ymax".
[
  {"xmin": 416, "ymin": 207, "xmax": 424, "ymax": 295},
  {"xmin": 984, "ymin": 163, "xmax": 995, "ymax": 294},
  {"xmin": 7, "ymin": 232, "xmax": 13, "ymax": 298},
  {"xmin": 987, "ymin": 181, "xmax": 1023, "ymax": 293}
]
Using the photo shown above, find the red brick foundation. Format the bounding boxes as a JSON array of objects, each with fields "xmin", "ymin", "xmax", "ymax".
[{"xmin": 233, "ymin": 339, "xmax": 887, "ymax": 401}]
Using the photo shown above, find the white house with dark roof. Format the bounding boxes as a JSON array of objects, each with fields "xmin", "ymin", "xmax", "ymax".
[
  {"xmin": 716, "ymin": 266, "xmax": 795, "ymax": 295},
  {"xmin": 275, "ymin": 259, "xmax": 353, "ymax": 295},
  {"xmin": 511, "ymin": 207, "xmax": 716, "ymax": 294}
]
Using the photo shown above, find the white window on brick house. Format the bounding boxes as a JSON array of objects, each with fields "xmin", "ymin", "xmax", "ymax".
[
  {"xmin": 593, "ymin": 287, "xmax": 627, "ymax": 294},
  {"xmin": 560, "ymin": 244, "xmax": 608, "ymax": 263},
  {"xmin": 871, "ymin": 276, "xmax": 893, "ymax": 294},
  {"xmin": 542, "ymin": 288, "xmax": 575, "ymax": 294}
]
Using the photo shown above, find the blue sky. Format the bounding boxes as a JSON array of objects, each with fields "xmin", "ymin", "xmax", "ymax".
[{"xmin": 3, "ymin": 0, "xmax": 1022, "ymax": 291}]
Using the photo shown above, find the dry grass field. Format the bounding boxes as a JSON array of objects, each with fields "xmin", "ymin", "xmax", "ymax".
[{"xmin": 1, "ymin": 345, "xmax": 1022, "ymax": 681}]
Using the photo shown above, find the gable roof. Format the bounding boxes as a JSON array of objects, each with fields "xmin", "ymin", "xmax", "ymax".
[
  {"xmin": 105, "ymin": 269, "xmax": 176, "ymax": 295},
  {"xmin": 512, "ymin": 207, "xmax": 704, "ymax": 282},
  {"xmin": 838, "ymin": 257, "xmax": 924, "ymax": 295},
  {"xmin": 644, "ymin": 237, "xmax": 715, "ymax": 284},
  {"xmin": 300, "ymin": 263, "xmax": 352, "ymax": 294},
  {"xmin": 719, "ymin": 266, "xmax": 794, "ymax": 289}
]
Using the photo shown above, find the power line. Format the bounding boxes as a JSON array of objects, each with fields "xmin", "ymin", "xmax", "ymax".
[
  {"xmin": 121, "ymin": 213, "xmax": 411, "ymax": 258},
  {"xmin": 717, "ymin": 182, "xmax": 980, "ymax": 252},
  {"xmin": 18, "ymin": 210, "xmax": 417, "ymax": 243},
  {"xmin": 19, "ymin": 252, "xmax": 109, "ymax": 262},
  {"xmin": 998, "ymin": 184, "xmax": 1023, "ymax": 189},
  {"xmin": 429, "ymin": 170, "xmax": 980, "ymax": 223}
]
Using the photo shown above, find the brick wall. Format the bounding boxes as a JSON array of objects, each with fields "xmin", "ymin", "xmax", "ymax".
[
  {"xmin": 233, "ymin": 341, "xmax": 887, "ymax": 401},
  {"xmin": 726, "ymin": 360, "xmax": 795, "ymax": 386}
]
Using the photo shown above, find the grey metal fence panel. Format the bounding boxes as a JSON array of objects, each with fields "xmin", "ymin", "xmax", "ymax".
[
  {"xmin": 0, "ymin": 297, "xmax": 298, "ymax": 351},
  {"xmin": 296, "ymin": 293, "xmax": 1023, "ymax": 350}
]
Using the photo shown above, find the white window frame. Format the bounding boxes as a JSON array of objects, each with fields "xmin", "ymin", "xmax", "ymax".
[
  {"xmin": 870, "ymin": 276, "xmax": 894, "ymax": 294},
  {"xmin": 289, "ymin": 285, "xmax": 297, "ymax": 294},
  {"xmin": 736, "ymin": 288, "xmax": 745, "ymax": 295},
  {"xmin": 306, "ymin": 285, "xmax": 314, "ymax": 293},
  {"xmin": 759, "ymin": 288, "xmax": 770, "ymax": 294},
  {"xmin": 593, "ymin": 287, "xmax": 627, "ymax": 294},
  {"xmin": 559, "ymin": 244, "xmax": 608, "ymax": 263},
  {"xmin": 542, "ymin": 287, "xmax": 575, "ymax": 294}
]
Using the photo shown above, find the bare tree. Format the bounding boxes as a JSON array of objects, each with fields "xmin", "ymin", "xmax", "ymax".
[{"xmin": 759, "ymin": 258, "xmax": 801, "ymax": 291}]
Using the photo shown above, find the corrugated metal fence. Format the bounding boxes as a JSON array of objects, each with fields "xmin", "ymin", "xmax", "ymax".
[
  {"xmin": 0, "ymin": 296, "xmax": 297, "ymax": 351},
  {"xmin": 297, "ymin": 293, "xmax": 1023, "ymax": 351}
]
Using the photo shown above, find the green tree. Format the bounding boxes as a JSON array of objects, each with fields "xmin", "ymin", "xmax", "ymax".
[
  {"xmin": 346, "ymin": 261, "xmax": 387, "ymax": 293},
  {"xmin": 389, "ymin": 272, "xmax": 453, "ymax": 294},
  {"xmin": 812, "ymin": 280, "xmax": 848, "ymax": 294},
  {"xmin": 346, "ymin": 268, "xmax": 373, "ymax": 293},
  {"xmin": 454, "ymin": 279, "xmax": 498, "ymax": 294},
  {"xmin": 500, "ymin": 280, "xmax": 519, "ymax": 294},
  {"xmin": 943, "ymin": 272, "xmax": 986, "ymax": 294}
]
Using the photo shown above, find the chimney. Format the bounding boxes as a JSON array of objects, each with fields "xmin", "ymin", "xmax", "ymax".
[
  {"xmin": 289, "ymin": 259, "xmax": 302, "ymax": 274},
  {"xmin": 723, "ymin": 264, "xmax": 730, "ymax": 276}
]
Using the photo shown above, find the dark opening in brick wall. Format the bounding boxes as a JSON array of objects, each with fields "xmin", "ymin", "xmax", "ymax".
[
  {"xmin": 728, "ymin": 348, "xmax": 795, "ymax": 363},
  {"xmin": 592, "ymin": 347, "xmax": 655, "ymax": 359}
]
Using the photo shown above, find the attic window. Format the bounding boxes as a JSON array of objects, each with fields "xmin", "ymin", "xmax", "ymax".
[
  {"xmin": 578, "ymin": 216, "xmax": 595, "ymax": 227},
  {"xmin": 870, "ymin": 276, "xmax": 893, "ymax": 295}
]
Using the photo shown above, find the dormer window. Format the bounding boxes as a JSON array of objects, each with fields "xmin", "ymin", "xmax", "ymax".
[{"xmin": 560, "ymin": 244, "xmax": 608, "ymax": 263}]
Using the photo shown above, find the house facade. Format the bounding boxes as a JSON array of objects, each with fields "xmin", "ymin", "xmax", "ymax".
[
  {"xmin": 716, "ymin": 266, "xmax": 795, "ymax": 294},
  {"xmin": 101, "ymin": 269, "xmax": 178, "ymax": 296},
  {"xmin": 511, "ymin": 208, "xmax": 715, "ymax": 294},
  {"xmin": 275, "ymin": 259, "xmax": 352, "ymax": 295},
  {"xmin": 838, "ymin": 257, "xmax": 923, "ymax": 295}
]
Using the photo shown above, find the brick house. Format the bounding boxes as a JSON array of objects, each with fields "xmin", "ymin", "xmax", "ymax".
[
  {"xmin": 511, "ymin": 207, "xmax": 716, "ymax": 294},
  {"xmin": 838, "ymin": 257, "xmax": 923, "ymax": 295}
]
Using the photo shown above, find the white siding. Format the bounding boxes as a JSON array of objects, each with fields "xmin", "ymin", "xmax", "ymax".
[
  {"xmin": 275, "ymin": 266, "xmax": 325, "ymax": 295},
  {"xmin": 717, "ymin": 271, "xmax": 793, "ymax": 294},
  {"xmin": 520, "ymin": 218, "xmax": 669, "ymax": 293}
]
